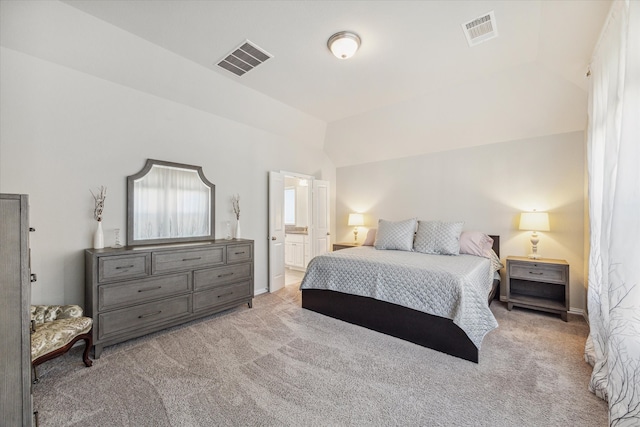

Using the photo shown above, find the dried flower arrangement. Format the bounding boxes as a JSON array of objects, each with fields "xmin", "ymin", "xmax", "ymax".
[
  {"xmin": 91, "ymin": 186, "xmax": 107, "ymax": 222},
  {"xmin": 232, "ymin": 194, "xmax": 240, "ymax": 220}
]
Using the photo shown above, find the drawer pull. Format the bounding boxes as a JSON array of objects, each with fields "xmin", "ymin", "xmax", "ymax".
[
  {"xmin": 234, "ymin": 251, "xmax": 245, "ymax": 255},
  {"xmin": 218, "ymin": 292, "xmax": 234, "ymax": 298},
  {"xmin": 182, "ymin": 257, "xmax": 202, "ymax": 261},
  {"xmin": 217, "ymin": 272, "xmax": 234, "ymax": 278},
  {"xmin": 138, "ymin": 286, "xmax": 162, "ymax": 293},
  {"xmin": 529, "ymin": 271, "xmax": 544, "ymax": 275},
  {"xmin": 138, "ymin": 311, "xmax": 162, "ymax": 319},
  {"xmin": 115, "ymin": 265, "xmax": 135, "ymax": 270}
]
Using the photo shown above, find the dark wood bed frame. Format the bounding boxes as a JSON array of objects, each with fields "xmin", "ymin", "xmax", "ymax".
[{"xmin": 301, "ymin": 236, "xmax": 500, "ymax": 363}]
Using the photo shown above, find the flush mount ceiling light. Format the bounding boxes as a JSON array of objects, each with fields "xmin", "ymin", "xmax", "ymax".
[{"xmin": 327, "ymin": 31, "xmax": 361, "ymax": 59}]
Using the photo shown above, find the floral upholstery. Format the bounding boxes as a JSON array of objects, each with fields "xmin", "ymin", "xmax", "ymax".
[
  {"xmin": 30, "ymin": 305, "xmax": 93, "ymax": 366},
  {"xmin": 31, "ymin": 304, "xmax": 84, "ymax": 325}
]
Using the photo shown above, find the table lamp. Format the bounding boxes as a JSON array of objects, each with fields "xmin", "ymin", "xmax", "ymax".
[
  {"xmin": 348, "ymin": 213, "xmax": 364, "ymax": 243},
  {"xmin": 519, "ymin": 211, "xmax": 550, "ymax": 259}
]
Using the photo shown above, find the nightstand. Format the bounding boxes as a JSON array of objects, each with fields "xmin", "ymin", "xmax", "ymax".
[
  {"xmin": 506, "ymin": 256, "xmax": 569, "ymax": 321},
  {"xmin": 333, "ymin": 242, "xmax": 360, "ymax": 251}
]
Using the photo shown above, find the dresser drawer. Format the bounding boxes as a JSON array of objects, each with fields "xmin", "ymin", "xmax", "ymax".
[
  {"xmin": 193, "ymin": 280, "xmax": 252, "ymax": 312},
  {"xmin": 98, "ymin": 253, "xmax": 150, "ymax": 283},
  {"xmin": 97, "ymin": 294, "xmax": 191, "ymax": 340},
  {"xmin": 227, "ymin": 243, "xmax": 253, "ymax": 263},
  {"xmin": 152, "ymin": 246, "xmax": 225, "ymax": 274},
  {"xmin": 509, "ymin": 262, "xmax": 566, "ymax": 284},
  {"xmin": 98, "ymin": 272, "xmax": 192, "ymax": 311},
  {"xmin": 193, "ymin": 263, "xmax": 252, "ymax": 291}
]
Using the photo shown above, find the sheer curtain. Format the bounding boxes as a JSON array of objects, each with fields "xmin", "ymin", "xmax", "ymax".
[
  {"xmin": 134, "ymin": 166, "xmax": 211, "ymax": 240},
  {"xmin": 585, "ymin": 1, "xmax": 640, "ymax": 425}
]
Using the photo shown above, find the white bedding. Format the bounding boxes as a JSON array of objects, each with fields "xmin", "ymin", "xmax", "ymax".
[{"xmin": 300, "ymin": 246, "xmax": 498, "ymax": 348}]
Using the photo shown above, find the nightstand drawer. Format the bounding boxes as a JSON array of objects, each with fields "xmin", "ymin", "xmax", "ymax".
[{"xmin": 509, "ymin": 263, "xmax": 566, "ymax": 284}]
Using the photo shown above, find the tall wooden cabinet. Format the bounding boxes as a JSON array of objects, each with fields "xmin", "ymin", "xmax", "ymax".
[{"xmin": 0, "ymin": 194, "xmax": 33, "ymax": 426}]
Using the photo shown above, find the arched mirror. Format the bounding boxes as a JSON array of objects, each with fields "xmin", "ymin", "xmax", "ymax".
[{"xmin": 127, "ymin": 159, "xmax": 215, "ymax": 246}]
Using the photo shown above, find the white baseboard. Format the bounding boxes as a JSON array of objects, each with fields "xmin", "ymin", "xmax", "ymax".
[
  {"xmin": 568, "ymin": 307, "xmax": 590, "ymax": 324},
  {"xmin": 569, "ymin": 307, "xmax": 584, "ymax": 316},
  {"xmin": 254, "ymin": 288, "xmax": 268, "ymax": 296}
]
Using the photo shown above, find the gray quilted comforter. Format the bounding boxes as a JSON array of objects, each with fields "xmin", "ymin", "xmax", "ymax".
[{"xmin": 300, "ymin": 246, "xmax": 498, "ymax": 348}]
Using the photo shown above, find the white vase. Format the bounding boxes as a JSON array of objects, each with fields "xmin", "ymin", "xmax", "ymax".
[
  {"xmin": 94, "ymin": 221, "xmax": 104, "ymax": 249},
  {"xmin": 235, "ymin": 220, "xmax": 241, "ymax": 239}
]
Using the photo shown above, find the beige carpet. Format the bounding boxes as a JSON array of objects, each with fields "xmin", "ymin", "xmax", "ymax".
[{"xmin": 33, "ymin": 284, "xmax": 607, "ymax": 426}]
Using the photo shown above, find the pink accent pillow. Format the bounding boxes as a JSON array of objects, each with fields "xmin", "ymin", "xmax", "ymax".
[
  {"xmin": 459, "ymin": 231, "xmax": 494, "ymax": 258},
  {"xmin": 363, "ymin": 228, "xmax": 377, "ymax": 246}
]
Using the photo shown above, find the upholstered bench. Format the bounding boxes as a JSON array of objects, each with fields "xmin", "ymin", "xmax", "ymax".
[{"xmin": 30, "ymin": 305, "xmax": 93, "ymax": 381}]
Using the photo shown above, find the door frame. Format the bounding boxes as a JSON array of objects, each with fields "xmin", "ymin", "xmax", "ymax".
[{"xmin": 268, "ymin": 170, "xmax": 325, "ymax": 292}]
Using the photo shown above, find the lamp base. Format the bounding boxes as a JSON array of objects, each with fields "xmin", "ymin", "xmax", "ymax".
[{"xmin": 528, "ymin": 232, "xmax": 541, "ymax": 260}]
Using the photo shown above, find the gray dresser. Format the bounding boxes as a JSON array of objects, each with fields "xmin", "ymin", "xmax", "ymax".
[
  {"xmin": 0, "ymin": 194, "xmax": 33, "ymax": 426},
  {"xmin": 85, "ymin": 239, "xmax": 254, "ymax": 358}
]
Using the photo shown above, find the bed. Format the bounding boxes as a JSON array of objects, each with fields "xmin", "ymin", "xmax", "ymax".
[{"xmin": 300, "ymin": 231, "xmax": 500, "ymax": 363}]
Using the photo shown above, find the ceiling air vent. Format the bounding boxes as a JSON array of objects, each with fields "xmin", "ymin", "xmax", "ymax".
[
  {"xmin": 216, "ymin": 40, "xmax": 273, "ymax": 77},
  {"xmin": 462, "ymin": 11, "xmax": 498, "ymax": 47}
]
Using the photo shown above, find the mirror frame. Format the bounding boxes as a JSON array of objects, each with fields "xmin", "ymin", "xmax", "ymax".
[{"xmin": 127, "ymin": 159, "xmax": 215, "ymax": 246}]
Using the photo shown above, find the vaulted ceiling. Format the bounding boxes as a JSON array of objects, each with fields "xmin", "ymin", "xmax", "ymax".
[{"xmin": 58, "ymin": 0, "xmax": 611, "ymax": 167}]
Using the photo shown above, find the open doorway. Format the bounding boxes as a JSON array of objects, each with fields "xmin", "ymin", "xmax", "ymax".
[
  {"xmin": 284, "ymin": 175, "xmax": 310, "ymax": 286},
  {"xmin": 268, "ymin": 171, "xmax": 330, "ymax": 293}
]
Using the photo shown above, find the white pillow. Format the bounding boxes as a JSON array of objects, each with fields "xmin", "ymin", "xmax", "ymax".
[
  {"xmin": 362, "ymin": 228, "xmax": 377, "ymax": 246},
  {"xmin": 414, "ymin": 220, "xmax": 464, "ymax": 255},
  {"xmin": 374, "ymin": 219, "xmax": 417, "ymax": 251}
]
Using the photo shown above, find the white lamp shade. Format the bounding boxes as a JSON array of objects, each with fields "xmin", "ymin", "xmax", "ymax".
[
  {"xmin": 519, "ymin": 212, "xmax": 550, "ymax": 231},
  {"xmin": 328, "ymin": 32, "xmax": 361, "ymax": 59},
  {"xmin": 348, "ymin": 213, "xmax": 364, "ymax": 227}
]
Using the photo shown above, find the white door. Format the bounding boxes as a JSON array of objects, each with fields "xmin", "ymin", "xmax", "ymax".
[
  {"xmin": 312, "ymin": 180, "xmax": 331, "ymax": 258},
  {"xmin": 268, "ymin": 171, "xmax": 285, "ymax": 292}
]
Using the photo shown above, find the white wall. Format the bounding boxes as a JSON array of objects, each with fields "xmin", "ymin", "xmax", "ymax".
[
  {"xmin": 336, "ymin": 132, "xmax": 587, "ymax": 312},
  {"xmin": 325, "ymin": 62, "xmax": 589, "ymax": 168},
  {"xmin": 0, "ymin": 3, "xmax": 334, "ymax": 305},
  {"xmin": 0, "ymin": 0, "xmax": 326, "ymax": 150}
]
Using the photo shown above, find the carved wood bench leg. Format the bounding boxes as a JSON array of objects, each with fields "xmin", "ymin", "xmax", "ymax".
[
  {"xmin": 81, "ymin": 333, "xmax": 93, "ymax": 367},
  {"xmin": 32, "ymin": 365, "xmax": 39, "ymax": 384}
]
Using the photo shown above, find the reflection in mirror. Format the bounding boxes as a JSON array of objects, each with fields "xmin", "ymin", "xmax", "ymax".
[{"xmin": 127, "ymin": 160, "xmax": 215, "ymax": 246}]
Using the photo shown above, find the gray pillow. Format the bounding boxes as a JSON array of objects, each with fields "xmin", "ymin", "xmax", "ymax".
[
  {"xmin": 414, "ymin": 220, "xmax": 464, "ymax": 255},
  {"xmin": 374, "ymin": 218, "xmax": 417, "ymax": 251}
]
